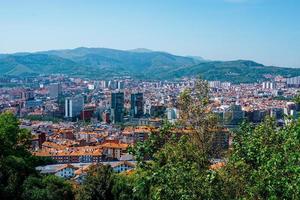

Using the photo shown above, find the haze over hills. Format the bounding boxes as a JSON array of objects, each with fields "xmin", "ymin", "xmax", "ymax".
[{"xmin": 0, "ymin": 47, "xmax": 299, "ymax": 83}]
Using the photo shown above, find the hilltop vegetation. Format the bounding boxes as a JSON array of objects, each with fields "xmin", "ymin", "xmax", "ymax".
[{"xmin": 1, "ymin": 47, "xmax": 300, "ymax": 83}]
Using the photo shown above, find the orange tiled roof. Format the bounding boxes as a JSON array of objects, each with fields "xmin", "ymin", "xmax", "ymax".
[
  {"xmin": 101, "ymin": 142, "xmax": 129, "ymax": 149},
  {"xmin": 56, "ymin": 164, "xmax": 78, "ymax": 172},
  {"xmin": 42, "ymin": 141, "xmax": 65, "ymax": 150},
  {"xmin": 210, "ymin": 162, "xmax": 225, "ymax": 170}
]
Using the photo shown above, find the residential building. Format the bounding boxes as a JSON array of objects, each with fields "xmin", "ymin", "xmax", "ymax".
[{"xmin": 55, "ymin": 164, "xmax": 78, "ymax": 179}]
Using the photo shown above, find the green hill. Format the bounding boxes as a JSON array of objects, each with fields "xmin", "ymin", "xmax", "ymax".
[{"xmin": 0, "ymin": 47, "xmax": 299, "ymax": 83}]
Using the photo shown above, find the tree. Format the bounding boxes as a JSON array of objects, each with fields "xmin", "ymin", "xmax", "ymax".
[
  {"xmin": 293, "ymin": 92, "xmax": 300, "ymax": 112},
  {"xmin": 0, "ymin": 112, "xmax": 35, "ymax": 199},
  {"xmin": 293, "ymin": 91, "xmax": 300, "ymax": 105},
  {"xmin": 129, "ymin": 121, "xmax": 175, "ymax": 167},
  {"xmin": 177, "ymin": 78, "xmax": 219, "ymax": 163},
  {"xmin": 126, "ymin": 77, "xmax": 223, "ymax": 199},
  {"xmin": 223, "ymin": 117, "xmax": 300, "ymax": 199},
  {"xmin": 22, "ymin": 175, "xmax": 74, "ymax": 200},
  {"xmin": 112, "ymin": 173, "xmax": 137, "ymax": 200},
  {"xmin": 0, "ymin": 112, "xmax": 62, "ymax": 200},
  {"xmin": 76, "ymin": 164, "xmax": 114, "ymax": 200},
  {"xmin": 133, "ymin": 136, "xmax": 223, "ymax": 200}
]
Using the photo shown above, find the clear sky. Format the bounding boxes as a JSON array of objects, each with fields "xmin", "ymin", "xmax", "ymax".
[{"xmin": 0, "ymin": 0, "xmax": 299, "ymax": 67}]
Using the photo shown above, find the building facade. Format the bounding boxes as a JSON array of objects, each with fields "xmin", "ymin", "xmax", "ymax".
[
  {"xmin": 131, "ymin": 93, "xmax": 144, "ymax": 118},
  {"xmin": 111, "ymin": 92, "xmax": 124, "ymax": 123},
  {"xmin": 65, "ymin": 95, "xmax": 84, "ymax": 119}
]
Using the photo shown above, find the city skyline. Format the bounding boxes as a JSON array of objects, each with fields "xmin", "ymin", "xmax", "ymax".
[
  {"xmin": 1, "ymin": 0, "xmax": 299, "ymax": 68},
  {"xmin": 1, "ymin": 1, "xmax": 300, "ymax": 199}
]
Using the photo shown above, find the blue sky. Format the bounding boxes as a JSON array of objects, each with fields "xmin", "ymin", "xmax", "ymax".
[{"xmin": 0, "ymin": 0, "xmax": 299, "ymax": 67}]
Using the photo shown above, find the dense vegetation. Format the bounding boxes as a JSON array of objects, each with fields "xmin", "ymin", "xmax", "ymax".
[
  {"xmin": 0, "ymin": 112, "xmax": 74, "ymax": 200},
  {"xmin": 223, "ymin": 118, "xmax": 300, "ymax": 199},
  {"xmin": 0, "ymin": 79, "xmax": 299, "ymax": 199},
  {"xmin": 76, "ymin": 80, "xmax": 300, "ymax": 199},
  {"xmin": 1, "ymin": 47, "xmax": 300, "ymax": 83},
  {"xmin": 165, "ymin": 60, "xmax": 300, "ymax": 83}
]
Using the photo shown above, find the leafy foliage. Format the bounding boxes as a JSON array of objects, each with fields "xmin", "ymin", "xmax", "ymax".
[
  {"xmin": 22, "ymin": 175, "xmax": 74, "ymax": 200},
  {"xmin": 123, "ymin": 78, "xmax": 223, "ymax": 199},
  {"xmin": 0, "ymin": 112, "xmax": 69, "ymax": 200},
  {"xmin": 128, "ymin": 121, "xmax": 175, "ymax": 167},
  {"xmin": 0, "ymin": 112, "xmax": 37, "ymax": 199},
  {"xmin": 76, "ymin": 164, "xmax": 114, "ymax": 200},
  {"xmin": 178, "ymin": 78, "xmax": 220, "ymax": 159},
  {"xmin": 111, "ymin": 173, "xmax": 137, "ymax": 200},
  {"xmin": 131, "ymin": 136, "xmax": 223, "ymax": 200},
  {"xmin": 223, "ymin": 117, "xmax": 300, "ymax": 199}
]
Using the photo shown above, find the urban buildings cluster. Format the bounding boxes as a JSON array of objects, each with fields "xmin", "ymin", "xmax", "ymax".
[{"xmin": 1, "ymin": 74, "xmax": 299, "ymax": 181}]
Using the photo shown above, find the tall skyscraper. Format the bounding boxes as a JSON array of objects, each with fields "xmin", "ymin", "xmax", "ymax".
[
  {"xmin": 131, "ymin": 93, "xmax": 144, "ymax": 118},
  {"xmin": 111, "ymin": 92, "xmax": 124, "ymax": 123},
  {"xmin": 117, "ymin": 81, "xmax": 125, "ymax": 90},
  {"xmin": 65, "ymin": 95, "xmax": 84, "ymax": 118},
  {"xmin": 48, "ymin": 83, "xmax": 61, "ymax": 99}
]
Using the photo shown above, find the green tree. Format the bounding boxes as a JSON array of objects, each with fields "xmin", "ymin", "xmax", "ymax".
[
  {"xmin": 22, "ymin": 175, "xmax": 74, "ymax": 200},
  {"xmin": 126, "ymin": 77, "xmax": 223, "ymax": 199},
  {"xmin": 0, "ymin": 112, "xmax": 62, "ymax": 200},
  {"xmin": 0, "ymin": 112, "xmax": 35, "ymax": 199},
  {"xmin": 129, "ymin": 121, "xmax": 175, "ymax": 167},
  {"xmin": 293, "ymin": 92, "xmax": 300, "ymax": 112},
  {"xmin": 132, "ymin": 136, "xmax": 223, "ymax": 200},
  {"xmin": 76, "ymin": 164, "xmax": 114, "ymax": 200},
  {"xmin": 112, "ymin": 173, "xmax": 137, "ymax": 200},
  {"xmin": 223, "ymin": 117, "xmax": 300, "ymax": 199},
  {"xmin": 293, "ymin": 91, "xmax": 300, "ymax": 104},
  {"xmin": 177, "ymin": 78, "xmax": 219, "ymax": 162}
]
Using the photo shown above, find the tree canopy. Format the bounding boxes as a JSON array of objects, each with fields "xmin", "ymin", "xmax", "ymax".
[
  {"xmin": 0, "ymin": 112, "xmax": 72, "ymax": 200},
  {"xmin": 223, "ymin": 118, "xmax": 300, "ymax": 199}
]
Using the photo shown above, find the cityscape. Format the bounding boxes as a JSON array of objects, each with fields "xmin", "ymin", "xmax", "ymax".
[
  {"xmin": 1, "ymin": 74, "xmax": 299, "ymax": 177},
  {"xmin": 1, "ymin": 1, "xmax": 300, "ymax": 200}
]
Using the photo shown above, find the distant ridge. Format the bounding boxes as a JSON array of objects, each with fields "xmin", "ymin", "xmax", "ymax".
[
  {"xmin": 0, "ymin": 47, "xmax": 299, "ymax": 83},
  {"xmin": 127, "ymin": 48, "xmax": 153, "ymax": 53}
]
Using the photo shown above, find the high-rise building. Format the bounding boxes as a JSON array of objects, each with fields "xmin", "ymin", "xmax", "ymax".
[
  {"xmin": 21, "ymin": 89, "xmax": 34, "ymax": 100},
  {"xmin": 286, "ymin": 76, "xmax": 300, "ymax": 87},
  {"xmin": 262, "ymin": 81, "xmax": 276, "ymax": 90},
  {"xmin": 108, "ymin": 80, "xmax": 117, "ymax": 90},
  {"xmin": 111, "ymin": 92, "xmax": 124, "ymax": 123},
  {"xmin": 117, "ymin": 81, "xmax": 125, "ymax": 90},
  {"xmin": 48, "ymin": 83, "xmax": 61, "ymax": 99},
  {"xmin": 150, "ymin": 105, "xmax": 166, "ymax": 118},
  {"xmin": 167, "ymin": 108, "xmax": 177, "ymax": 123},
  {"xmin": 131, "ymin": 93, "xmax": 144, "ymax": 118},
  {"xmin": 99, "ymin": 80, "xmax": 108, "ymax": 89},
  {"xmin": 209, "ymin": 81, "xmax": 221, "ymax": 88},
  {"xmin": 65, "ymin": 95, "xmax": 84, "ymax": 118}
]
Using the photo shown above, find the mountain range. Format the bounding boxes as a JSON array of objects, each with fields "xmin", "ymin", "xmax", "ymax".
[{"xmin": 0, "ymin": 47, "xmax": 299, "ymax": 83}]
